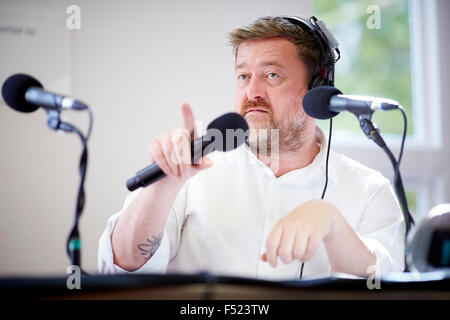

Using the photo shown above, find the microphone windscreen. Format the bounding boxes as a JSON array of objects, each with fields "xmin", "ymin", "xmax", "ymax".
[
  {"xmin": 2, "ymin": 73, "xmax": 43, "ymax": 113},
  {"xmin": 303, "ymin": 86, "xmax": 342, "ymax": 120},
  {"xmin": 206, "ymin": 112, "xmax": 249, "ymax": 151}
]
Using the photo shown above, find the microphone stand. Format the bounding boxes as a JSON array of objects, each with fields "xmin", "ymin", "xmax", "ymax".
[
  {"xmin": 358, "ymin": 116, "xmax": 413, "ymax": 232},
  {"xmin": 357, "ymin": 113, "xmax": 414, "ymax": 271},
  {"xmin": 46, "ymin": 107, "xmax": 92, "ymax": 274}
]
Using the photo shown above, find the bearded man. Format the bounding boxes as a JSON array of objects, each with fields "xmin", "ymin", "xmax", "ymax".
[{"xmin": 98, "ymin": 16, "xmax": 404, "ymax": 280}]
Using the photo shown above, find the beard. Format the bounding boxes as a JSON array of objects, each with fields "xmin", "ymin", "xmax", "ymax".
[{"xmin": 240, "ymin": 99, "xmax": 307, "ymax": 156}]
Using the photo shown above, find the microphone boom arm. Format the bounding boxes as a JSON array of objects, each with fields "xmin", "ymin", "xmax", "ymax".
[{"xmin": 356, "ymin": 113, "xmax": 414, "ymax": 271}]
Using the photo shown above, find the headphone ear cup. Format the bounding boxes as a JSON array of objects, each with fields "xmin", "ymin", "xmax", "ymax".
[{"xmin": 308, "ymin": 76, "xmax": 326, "ymax": 90}]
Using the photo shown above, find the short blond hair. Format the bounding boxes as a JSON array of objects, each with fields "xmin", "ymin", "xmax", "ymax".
[{"xmin": 228, "ymin": 16, "xmax": 323, "ymax": 86}]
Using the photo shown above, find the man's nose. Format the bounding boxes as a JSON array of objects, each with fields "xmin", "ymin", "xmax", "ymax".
[{"xmin": 246, "ymin": 76, "xmax": 266, "ymax": 101}]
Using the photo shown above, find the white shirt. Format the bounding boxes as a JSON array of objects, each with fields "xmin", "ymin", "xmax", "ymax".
[{"xmin": 98, "ymin": 128, "xmax": 405, "ymax": 280}]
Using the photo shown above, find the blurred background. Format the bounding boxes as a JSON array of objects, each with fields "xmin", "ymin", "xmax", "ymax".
[{"xmin": 0, "ymin": 0, "xmax": 449, "ymax": 276}]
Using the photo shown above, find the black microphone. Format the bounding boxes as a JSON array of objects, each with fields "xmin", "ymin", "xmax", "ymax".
[
  {"xmin": 2, "ymin": 73, "xmax": 88, "ymax": 113},
  {"xmin": 303, "ymin": 86, "xmax": 399, "ymax": 120},
  {"xmin": 126, "ymin": 112, "xmax": 249, "ymax": 191}
]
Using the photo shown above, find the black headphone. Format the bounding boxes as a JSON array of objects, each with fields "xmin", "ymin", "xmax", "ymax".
[{"xmin": 281, "ymin": 16, "xmax": 340, "ymax": 90}]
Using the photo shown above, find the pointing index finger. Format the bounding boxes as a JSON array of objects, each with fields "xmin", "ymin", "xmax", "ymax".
[{"xmin": 181, "ymin": 103, "xmax": 196, "ymax": 139}]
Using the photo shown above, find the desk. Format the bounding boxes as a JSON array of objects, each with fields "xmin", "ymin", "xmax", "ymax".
[{"xmin": 1, "ymin": 272, "xmax": 449, "ymax": 300}]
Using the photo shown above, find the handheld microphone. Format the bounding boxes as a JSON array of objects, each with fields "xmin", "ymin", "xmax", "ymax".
[
  {"xmin": 126, "ymin": 112, "xmax": 249, "ymax": 191},
  {"xmin": 2, "ymin": 73, "xmax": 88, "ymax": 113},
  {"xmin": 302, "ymin": 86, "xmax": 399, "ymax": 120}
]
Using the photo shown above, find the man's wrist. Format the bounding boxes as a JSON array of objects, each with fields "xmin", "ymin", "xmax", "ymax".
[{"xmin": 323, "ymin": 202, "xmax": 344, "ymax": 243}]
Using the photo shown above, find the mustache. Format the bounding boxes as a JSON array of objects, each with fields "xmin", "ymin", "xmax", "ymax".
[{"xmin": 241, "ymin": 100, "xmax": 272, "ymax": 115}]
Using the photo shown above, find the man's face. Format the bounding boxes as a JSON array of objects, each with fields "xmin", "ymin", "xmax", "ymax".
[{"xmin": 234, "ymin": 37, "xmax": 311, "ymax": 153}]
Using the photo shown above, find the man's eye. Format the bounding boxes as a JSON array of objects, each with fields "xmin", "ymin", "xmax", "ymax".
[
  {"xmin": 267, "ymin": 73, "xmax": 279, "ymax": 79},
  {"xmin": 238, "ymin": 74, "xmax": 248, "ymax": 81}
]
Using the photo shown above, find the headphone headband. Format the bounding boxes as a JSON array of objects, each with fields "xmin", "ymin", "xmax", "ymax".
[{"xmin": 281, "ymin": 16, "xmax": 340, "ymax": 88}]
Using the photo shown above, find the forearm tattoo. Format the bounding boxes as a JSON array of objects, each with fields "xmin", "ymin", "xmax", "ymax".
[{"xmin": 137, "ymin": 233, "xmax": 163, "ymax": 259}]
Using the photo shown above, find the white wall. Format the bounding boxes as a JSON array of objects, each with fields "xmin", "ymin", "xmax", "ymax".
[{"xmin": 0, "ymin": 0, "xmax": 311, "ymax": 275}]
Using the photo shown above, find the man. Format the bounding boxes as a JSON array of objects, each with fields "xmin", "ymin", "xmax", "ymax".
[{"xmin": 98, "ymin": 16, "xmax": 404, "ymax": 280}]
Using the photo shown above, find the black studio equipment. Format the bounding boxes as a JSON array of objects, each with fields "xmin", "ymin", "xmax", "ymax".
[
  {"xmin": 2, "ymin": 73, "xmax": 92, "ymax": 273},
  {"xmin": 407, "ymin": 204, "xmax": 450, "ymax": 272},
  {"xmin": 126, "ymin": 112, "xmax": 249, "ymax": 191},
  {"xmin": 302, "ymin": 86, "xmax": 400, "ymax": 120},
  {"xmin": 2, "ymin": 73, "xmax": 88, "ymax": 113}
]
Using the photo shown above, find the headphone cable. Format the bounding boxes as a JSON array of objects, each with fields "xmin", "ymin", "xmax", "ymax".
[{"xmin": 299, "ymin": 117, "xmax": 332, "ymax": 280}]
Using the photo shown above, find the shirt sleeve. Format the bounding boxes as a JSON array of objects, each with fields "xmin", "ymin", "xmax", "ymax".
[
  {"xmin": 97, "ymin": 182, "xmax": 189, "ymax": 275},
  {"xmin": 357, "ymin": 173, "xmax": 405, "ymax": 275}
]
